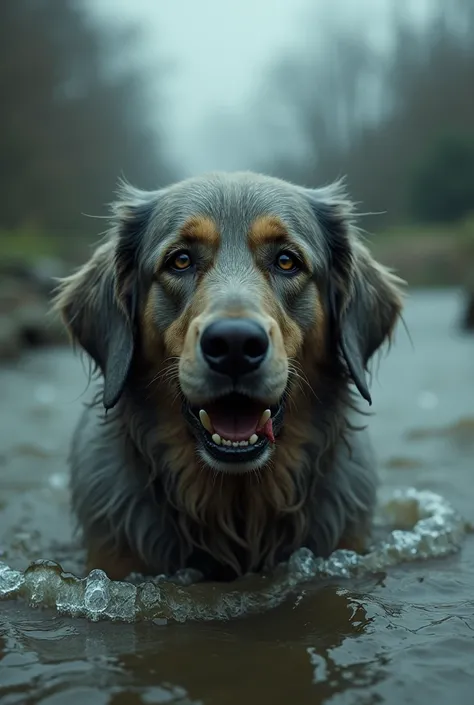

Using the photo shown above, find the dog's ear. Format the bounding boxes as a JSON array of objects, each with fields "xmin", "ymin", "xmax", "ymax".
[
  {"xmin": 304, "ymin": 180, "xmax": 404, "ymax": 404},
  {"xmin": 54, "ymin": 185, "xmax": 154, "ymax": 409}
]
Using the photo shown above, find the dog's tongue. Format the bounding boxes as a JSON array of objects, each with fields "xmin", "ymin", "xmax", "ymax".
[
  {"xmin": 258, "ymin": 417, "xmax": 275, "ymax": 444},
  {"xmin": 208, "ymin": 406, "xmax": 261, "ymax": 441}
]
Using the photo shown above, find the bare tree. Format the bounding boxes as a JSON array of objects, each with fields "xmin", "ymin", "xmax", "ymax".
[
  {"xmin": 0, "ymin": 0, "xmax": 175, "ymax": 244},
  {"xmin": 258, "ymin": 0, "xmax": 474, "ymax": 226}
]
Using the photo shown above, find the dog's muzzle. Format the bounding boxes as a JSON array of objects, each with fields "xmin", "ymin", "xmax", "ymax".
[{"xmin": 182, "ymin": 317, "xmax": 285, "ymax": 466}]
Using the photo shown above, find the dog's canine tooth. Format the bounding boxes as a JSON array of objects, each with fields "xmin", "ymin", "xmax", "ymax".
[
  {"xmin": 258, "ymin": 409, "xmax": 271, "ymax": 428},
  {"xmin": 211, "ymin": 433, "xmax": 222, "ymax": 445},
  {"xmin": 199, "ymin": 409, "xmax": 213, "ymax": 434},
  {"xmin": 249, "ymin": 434, "xmax": 258, "ymax": 445}
]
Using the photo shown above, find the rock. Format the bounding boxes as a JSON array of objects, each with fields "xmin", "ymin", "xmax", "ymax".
[
  {"xmin": 461, "ymin": 291, "xmax": 474, "ymax": 331},
  {"xmin": 0, "ymin": 315, "xmax": 22, "ymax": 360},
  {"xmin": 0, "ymin": 258, "xmax": 68, "ymax": 360},
  {"xmin": 0, "ymin": 257, "xmax": 66, "ymax": 296},
  {"xmin": 13, "ymin": 303, "xmax": 67, "ymax": 347}
]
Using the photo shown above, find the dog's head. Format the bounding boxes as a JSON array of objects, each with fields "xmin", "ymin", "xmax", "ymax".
[{"xmin": 55, "ymin": 172, "xmax": 403, "ymax": 474}]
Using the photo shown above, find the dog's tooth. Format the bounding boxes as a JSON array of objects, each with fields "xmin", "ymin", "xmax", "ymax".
[
  {"xmin": 258, "ymin": 409, "xmax": 271, "ymax": 427},
  {"xmin": 239, "ymin": 440, "xmax": 248, "ymax": 446},
  {"xmin": 232, "ymin": 441, "xmax": 239, "ymax": 448},
  {"xmin": 249, "ymin": 434, "xmax": 258, "ymax": 445},
  {"xmin": 199, "ymin": 409, "xmax": 213, "ymax": 434},
  {"xmin": 212, "ymin": 433, "xmax": 221, "ymax": 445},
  {"xmin": 225, "ymin": 440, "xmax": 232, "ymax": 447}
]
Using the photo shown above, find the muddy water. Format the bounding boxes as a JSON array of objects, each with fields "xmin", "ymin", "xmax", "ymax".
[{"xmin": 1, "ymin": 288, "xmax": 474, "ymax": 704}]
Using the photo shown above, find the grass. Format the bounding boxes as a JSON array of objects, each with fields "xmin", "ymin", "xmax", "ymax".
[
  {"xmin": 0, "ymin": 227, "xmax": 89, "ymax": 264},
  {"xmin": 365, "ymin": 216, "xmax": 474, "ymax": 287}
]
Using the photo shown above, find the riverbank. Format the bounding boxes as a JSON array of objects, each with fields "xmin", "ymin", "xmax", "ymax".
[
  {"xmin": 1, "ymin": 221, "xmax": 473, "ymax": 361},
  {"xmin": 369, "ymin": 219, "xmax": 474, "ymax": 288},
  {"xmin": 2, "ymin": 219, "xmax": 474, "ymax": 288}
]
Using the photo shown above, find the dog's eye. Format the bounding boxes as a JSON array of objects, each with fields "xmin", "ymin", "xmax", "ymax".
[
  {"xmin": 275, "ymin": 251, "xmax": 299, "ymax": 273},
  {"xmin": 169, "ymin": 250, "xmax": 193, "ymax": 272}
]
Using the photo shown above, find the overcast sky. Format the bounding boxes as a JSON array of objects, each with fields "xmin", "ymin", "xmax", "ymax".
[{"xmin": 88, "ymin": 0, "xmax": 430, "ymax": 176}]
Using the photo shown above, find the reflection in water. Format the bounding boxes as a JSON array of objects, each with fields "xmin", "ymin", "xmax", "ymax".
[
  {"xmin": 0, "ymin": 589, "xmax": 376, "ymax": 705},
  {"xmin": 115, "ymin": 589, "xmax": 378, "ymax": 705}
]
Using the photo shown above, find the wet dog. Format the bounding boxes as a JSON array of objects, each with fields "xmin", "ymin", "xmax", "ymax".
[{"xmin": 55, "ymin": 172, "xmax": 404, "ymax": 581}]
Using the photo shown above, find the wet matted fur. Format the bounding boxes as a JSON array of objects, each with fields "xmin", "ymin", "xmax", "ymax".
[{"xmin": 54, "ymin": 172, "xmax": 404, "ymax": 581}]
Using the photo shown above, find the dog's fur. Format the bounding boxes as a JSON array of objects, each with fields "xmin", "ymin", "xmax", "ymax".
[{"xmin": 54, "ymin": 172, "xmax": 404, "ymax": 581}]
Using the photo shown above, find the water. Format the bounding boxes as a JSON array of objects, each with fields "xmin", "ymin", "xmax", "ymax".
[
  {"xmin": 1, "ymin": 288, "xmax": 473, "ymax": 704},
  {"xmin": 0, "ymin": 488, "xmax": 469, "ymax": 624}
]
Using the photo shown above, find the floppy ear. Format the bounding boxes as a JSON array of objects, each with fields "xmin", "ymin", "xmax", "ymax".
[
  {"xmin": 304, "ymin": 181, "xmax": 404, "ymax": 405},
  {"xmin": 53, "ymin": 186, "xmax": 154, "ymax": 409}
]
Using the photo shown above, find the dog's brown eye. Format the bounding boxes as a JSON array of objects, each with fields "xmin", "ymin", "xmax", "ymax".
[
  {"xmin": 275, "ymin": 251, "xmax": 298, "ymax": 273},
  {"xmin": 170, "ymin": 251, "xmax": 192, "ymax": 271}
]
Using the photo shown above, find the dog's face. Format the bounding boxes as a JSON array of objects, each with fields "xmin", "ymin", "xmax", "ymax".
[
  {"xmin": 56, "ymin": 172, "xmax": 403, "ymax": 474},
  {"xmin": 143, "ymin": 206, "xmax": 321, "ymax": 473}
]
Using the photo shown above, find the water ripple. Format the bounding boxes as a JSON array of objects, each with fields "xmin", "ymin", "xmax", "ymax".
[{"xmin": 0, "ymin": 488, "xmax": 470, "ymax": 623}]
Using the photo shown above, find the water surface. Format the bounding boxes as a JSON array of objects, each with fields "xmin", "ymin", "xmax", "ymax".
[{"xmin": 1, "ymin": 289, "xmax": 473, "ymax": 704}]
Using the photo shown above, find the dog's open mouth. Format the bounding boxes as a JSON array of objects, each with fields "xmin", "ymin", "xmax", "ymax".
[{"xmin": 183, "ymin": 392, "xmax": 285, "ymax": 465}]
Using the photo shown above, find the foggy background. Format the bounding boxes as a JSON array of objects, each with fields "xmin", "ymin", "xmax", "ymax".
[
  {"xmin": 2, "ymin": 7, "xmax": 474, "ymax": 703},
  {"xmin": 1, "ymin": 0, "xmax": 474, "ymax": 352}
]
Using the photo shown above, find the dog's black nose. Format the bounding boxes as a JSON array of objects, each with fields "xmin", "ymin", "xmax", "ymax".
[{"xmin": 200, "ymin": 318, "xmax": 269, "ymax": 377}]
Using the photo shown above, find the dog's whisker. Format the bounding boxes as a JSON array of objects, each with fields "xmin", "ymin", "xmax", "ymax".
[
  {"xmin": 147, "ymin": 358, "xmax": 181, "ymax": 388},
  {"xmin": 287, "ymin": 365, "xmax": 319, "ymax": 402},
  {"xmin": 54, "ymin": 169, "xmax": 404, "ymax": 582},
  {"xmin": 289, "ymin": 359, "xmax": 321, "ymax": 400}
]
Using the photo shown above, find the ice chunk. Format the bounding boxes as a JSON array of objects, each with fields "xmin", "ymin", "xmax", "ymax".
[
  {"xmin": 0, "ymin": 562, "xmax": 25, "ymax": 596},
  {"xmin": 0, "ymin": 488, "xmax": 470, "ymax": 623}
]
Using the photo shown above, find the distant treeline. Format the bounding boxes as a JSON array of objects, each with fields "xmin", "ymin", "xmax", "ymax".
[
  {"xmin": 260, "ymin": 0, "xmax": 474, "ymax": 228},
  {"xmin": 0, "ymin": 1, "xmax": 174, "ymax": 240}
]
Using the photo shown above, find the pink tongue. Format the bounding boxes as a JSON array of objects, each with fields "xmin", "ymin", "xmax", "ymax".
[{"xmin": 209, "ymin": 410, "xmax": 261, "ymax": 441}]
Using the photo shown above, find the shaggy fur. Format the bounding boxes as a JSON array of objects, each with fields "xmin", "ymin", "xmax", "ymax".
[{"xmin": 54, "ymin": 171, "xmax": 404, "ymax": 581}]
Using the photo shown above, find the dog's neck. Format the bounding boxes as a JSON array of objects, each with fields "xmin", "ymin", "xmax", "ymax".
[{"xmin": 111, "ymin": 374, "xmax": 352, "ymax": 576}]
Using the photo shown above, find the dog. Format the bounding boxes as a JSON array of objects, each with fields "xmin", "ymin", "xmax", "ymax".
[{"xmin": 54, "ymin": 171, "xmax": 404, "ymax": 582}]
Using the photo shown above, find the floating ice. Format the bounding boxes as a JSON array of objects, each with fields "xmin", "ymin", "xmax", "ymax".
[{"xmin": 0, "ymin": 488, "xmax": 470, "ymax": 623}]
